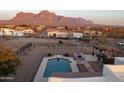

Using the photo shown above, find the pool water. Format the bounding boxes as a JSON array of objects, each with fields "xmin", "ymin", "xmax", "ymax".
[{"xmin": 43, "ymin": 58, "xmax": 72, "ymax": 78}]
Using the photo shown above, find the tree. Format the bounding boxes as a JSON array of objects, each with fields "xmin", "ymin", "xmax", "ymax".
[
  {"xmin": 58, "ymin": 40, "xmax": 63, "ymax": 44},
  {"xmin": 47, "ymin": 53, "xmax": 52, "ymax": 57},
  {"xmin": 0, "ymin": 44, "xmax": 21, "ymax": 79},
  {"xmin": 63, "ymin": 53, "xmax": 69, "ymax": 57},
  {"xmin": 97, "ymin": 33, "xmax": 106, "ymax": 45}
]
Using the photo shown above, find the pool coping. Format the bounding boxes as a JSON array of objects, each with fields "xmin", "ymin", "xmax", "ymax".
[{"xmin": 33, "ymin": 55, "xmax": 79, "ymax": 82}]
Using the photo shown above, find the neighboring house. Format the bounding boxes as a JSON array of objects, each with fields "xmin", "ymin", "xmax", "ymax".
[
  {"xmin": 83, "ymin": 30, "xmax": 102, "ymax": 36},
  {"xmin": 40, "ymin": 32, "xmax": 48, "ymax": 38},
  {"xmin": 73, "ymin": 32, "xmax": 83, "ymax": 38},
  {"xmin": 56, "ymin": 31, "xmax": 69, "ymax": 38},
  {"xmin": 22, "ymin": 29, "xmax": 34, "ymax": 34},
  {"xmin": 83, "ymin": 30, "xmax": 91, "ymax": 35},
  {"xmin": 47, "ymin": 28, "xmax": 69, "ymax": 38},
  {"xmin": 89, "ymin": 31, "xmax": 102, "ymax": 36},
  {"xmin": 47, "ymin": 31, "xmax": 69, "ymax": 38},
  {"xmin": 0, "ymin": 28, "xmax": 24, "ymax": 36},
  {"xmin": 57, "ymin": 26, "xmax": 66, "ymax": 30},
  {"xmin": 0, "ymin": 28, "xmax": 14, "ymax": 36},
  {"xmin": 47, "ymin": 28, "xmax": 84, "ymax": 39},
  {"xmin": 36, "ymin": 25, "xmax": 45, "ymax": 31},
  {"xmin": 12, "ymin": 31, "xmax": 24, "ymax": 37}
]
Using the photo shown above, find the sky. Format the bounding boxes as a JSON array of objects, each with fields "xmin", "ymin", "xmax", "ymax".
[{"xmin": 0, "ymin": 10, "xmax": 124, "ymax": 26}]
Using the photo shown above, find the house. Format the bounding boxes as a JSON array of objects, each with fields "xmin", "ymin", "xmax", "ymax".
[
  {"xmin": 83, "ymin": 30, "xmax": 91, "ymax": 35},
  {"xmin": 46, "ymin": 28, "xmax": 69, "ymax": 38},
  {"xmin": 36, "ymin": 25, "xmax": 45, "ymax": 31},
  {"xmin": 73, "ymin": 32, "xmax": 83, "ymax": 38},
  {"xmin": 57, "ymin": 26, "xmax": 66, "ymax": 30},
  {"xmin": 22, "ymin": 29, "xmax": 34, "ymax": 34},
  {"xmin": 56, "ymin": 31, "xmax": 69, "ymax": 38},
  {"xmin": 12, "ymin": 31, "xmax": 24, "ymax": 37},
  {"xmin": 0, "ymin": 28, "xmax": 24, "ymax": 37},
  {"xmin": 89, "ymin": 31, "xmax": 102, "ymax": 36},
  {"xmin": 0, "ymin": 28, "xmax": 13, "ymax": 36},
  {"xmin": 47, "ymin": 31, "xmax": 69, "ymax": 38}
]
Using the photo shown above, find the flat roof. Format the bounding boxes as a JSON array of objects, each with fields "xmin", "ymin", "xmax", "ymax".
[
  {"xmin": 107, "ymin": 65, "xmax": 124, "ymax": 72},
  {"xmin": 106, "ymin": 65, "xmax": 124, "ymax": 81}
]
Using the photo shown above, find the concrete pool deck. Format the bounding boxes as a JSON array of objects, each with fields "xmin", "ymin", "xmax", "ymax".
[{"xmin": 33, "ymin": 55, "xmax": 79, "ymax": 82}]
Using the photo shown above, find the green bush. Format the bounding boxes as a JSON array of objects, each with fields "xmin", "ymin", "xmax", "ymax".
[
  {"xmin": 58, "ymin": 40, "xmax": 63, "ymax": 44},
  {"xmin": 63, "ymin": 53, "xmax": 69, "ymax": 57},
  {"xmin": 0, "ymin": 44, "xmax": 21, "ymax": 77},
  {"xmin": 47, "ymin": 53, "xmax": 52, "ymax": 56}
]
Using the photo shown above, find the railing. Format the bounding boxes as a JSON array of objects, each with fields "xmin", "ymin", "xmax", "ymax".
[
  {"xmin": 32, "ymin": 42, "xmax": 91, "ymax": 48},
  {"xmin": 15, "ymin": 43, "xmax": 33, "ymax": 55}
]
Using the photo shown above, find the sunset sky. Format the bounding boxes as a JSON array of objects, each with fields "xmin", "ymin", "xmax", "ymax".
[{"xmin": 0, "ymin": 10, "xmax": 124, "ymax": 26}]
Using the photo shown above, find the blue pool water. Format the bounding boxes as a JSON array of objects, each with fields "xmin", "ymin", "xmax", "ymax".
[{"xmin": 43, "ymin": 58, "xmax": 72, "ymax": 78}]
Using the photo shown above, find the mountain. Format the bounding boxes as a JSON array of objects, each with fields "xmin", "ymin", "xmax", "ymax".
[{"xmin": 0, "ymin": 10, "xmax": 94, "ymax": 26}]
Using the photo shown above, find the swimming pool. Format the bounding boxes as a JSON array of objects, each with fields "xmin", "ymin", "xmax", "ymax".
[{"xmin": 43, "ymin": 58, "xmax": 72, "ymax": 78}]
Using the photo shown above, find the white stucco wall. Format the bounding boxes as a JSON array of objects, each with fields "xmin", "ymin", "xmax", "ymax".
[
  {"xmin": 56, "ymin": 32, "xmax": 68, "ymax": 38},
  {"xmin": 47, "ymin": 31, "xmax": 68, "ymax": 38},
  {"xmin": 0, "ymin": 28, "xmax": 12, "ymax": 35},
  {"xmin": 48, "ymin": 77, "xmax": 107, "ymax": 82},
  {"xmin": 73, "ymin": 33, "xmax": 83, "ymax": 38},
  {"xmin": 103, "ymin": 65, "xmax": 122, "ymax": 82},
  {"xmin": 115, "ymin": 57, "xmax": 124, "ymax": 65},
  {"xmin": 22, "ymin": 29, "xmax": 34, "ymax": 33},
  {"xmin": 0, "ymin": 28, "xmax": 24, "ymax": 36},
  {"xmin": 13, "ymin": 32, "xmax": 24, "ymax": 36}
]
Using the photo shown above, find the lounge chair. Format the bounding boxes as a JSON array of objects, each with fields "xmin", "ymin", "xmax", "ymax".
[
  {"xmin": 81, "ymin": 53, "xmax": 85, "ymax": 60},
  {"xmin": 73, "ymin": 53, "xmax": 78, "ymax": 60}
]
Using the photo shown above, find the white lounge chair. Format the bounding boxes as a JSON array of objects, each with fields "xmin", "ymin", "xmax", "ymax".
[
  {"xmin": 73, "ymin": 53, "xmax": 78, "ymax": 60},
  {"xmin": 81, "ymin": 53, "xmax": 85, "ymax": 60}
]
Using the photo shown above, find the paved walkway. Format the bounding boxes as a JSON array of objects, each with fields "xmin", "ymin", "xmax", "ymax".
[
  {"xmin": 11, "ymin": 47, "xmax": 44, "ymax": 82},
  {"xmin": 83, "ymin": 62, "xmax": 95, "ymax": 72}
]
